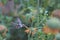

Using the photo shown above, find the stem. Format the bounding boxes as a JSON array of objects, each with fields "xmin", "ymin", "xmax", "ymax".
[{"xmin": 36, "ymin": 0, "xmax": 40, "ymax": 27}]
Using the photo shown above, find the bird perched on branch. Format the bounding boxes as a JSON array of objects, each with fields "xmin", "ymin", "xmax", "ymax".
[{"xmin": 7, "ymin": 16, "xmax": 28, "ymax": 40}]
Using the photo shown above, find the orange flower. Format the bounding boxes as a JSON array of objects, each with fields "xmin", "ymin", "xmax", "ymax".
[
  {"xmin": 25, "ymin": 29, "xmax": 30, "ymax": 33},
  {"xmin": 0, "ymin": 25, "xmax": 7, "ymax": 31},
  {"xmin": 43, "ymin": 26, "xmax": 59, "ymax": 34},
  {"xmin": 43, "ymin": 26, "xmax": 51, "ymax": 34},
  {"xmin": 31, "ymin": 32, "xmax": 35, "ymax": 35},
  {"xmin": 51, "ymin": 29, "xmax": 59, "ymax": 34},
  {"xmin": 0, "ymin": 25, "xmax": 8, "ymax": 37},
  {"xmin": 30, "ymin": 28, "xmax": 37, "ymax": 36}
]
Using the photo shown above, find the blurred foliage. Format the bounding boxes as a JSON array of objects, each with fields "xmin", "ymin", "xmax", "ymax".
[{"xmin": 0, "ymin": 0, "xmax": 60, "ymax": 40}]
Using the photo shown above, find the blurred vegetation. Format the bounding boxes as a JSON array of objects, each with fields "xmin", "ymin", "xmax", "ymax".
[{"xmin": 0, "ymin": 0, "xmax": 60, "ymax": 40}]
